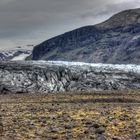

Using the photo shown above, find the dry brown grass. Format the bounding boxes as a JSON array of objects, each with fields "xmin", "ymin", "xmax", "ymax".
[{"xmin": 0, "ymin": 90, "xmax": 140, "ymax": 140}]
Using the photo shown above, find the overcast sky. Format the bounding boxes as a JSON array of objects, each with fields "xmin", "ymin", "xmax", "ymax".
[{"xmin": 0, "ymin": 0, "xmax": 140, "ymax": 50}]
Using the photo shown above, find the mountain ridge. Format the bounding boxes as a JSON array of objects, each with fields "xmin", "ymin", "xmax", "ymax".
[{"xmin": 96, "ymin": 8, "xmax": 140, "ymax": 29}]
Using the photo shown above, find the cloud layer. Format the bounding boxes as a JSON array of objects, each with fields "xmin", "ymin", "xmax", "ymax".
[{"xmin": 0, "ymin": 0, "xmax": 139, "ymax": 49}]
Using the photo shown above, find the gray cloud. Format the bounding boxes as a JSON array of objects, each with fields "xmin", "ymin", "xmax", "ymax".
[{"xmin": 0, "ymin": 0, "xmax": 139, "ymax": 49}]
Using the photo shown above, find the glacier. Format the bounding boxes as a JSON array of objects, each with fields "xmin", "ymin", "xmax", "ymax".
[{"xmin": 0, "ymin": 61, "xmax": 140, "ymax": 94}]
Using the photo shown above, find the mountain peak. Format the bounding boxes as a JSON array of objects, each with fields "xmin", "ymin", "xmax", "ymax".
[{"xmin": 97, "ymin": 8, "xmax": 140, "ymax": 29}]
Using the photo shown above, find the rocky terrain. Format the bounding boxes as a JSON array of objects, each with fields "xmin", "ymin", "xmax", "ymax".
[
  {"xmin": 0, "ymin": 91, "xmax": 140, "ymax": 139},
  {"xmin": 0, "ymin": 61, "xmax": 140, "ymax": 94},
  {"xmin": 28, "ymin": 8, "xmax": 140, "ymax": 64}
]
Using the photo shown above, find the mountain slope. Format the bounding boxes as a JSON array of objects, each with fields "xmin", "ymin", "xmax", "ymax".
[{"xmin": 30, "ymin": 8, "xmax": 140, "ymax": 64}]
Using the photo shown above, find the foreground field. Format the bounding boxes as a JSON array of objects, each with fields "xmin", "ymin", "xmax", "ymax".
[{"xmin": 0, "ymin": 90, "xmax": 140, "ymax": 140}]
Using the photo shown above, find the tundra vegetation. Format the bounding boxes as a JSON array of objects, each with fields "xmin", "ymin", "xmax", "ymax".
[{"xmin": 0, "ymin": 90, "xmax": 140, "ymax": 140}]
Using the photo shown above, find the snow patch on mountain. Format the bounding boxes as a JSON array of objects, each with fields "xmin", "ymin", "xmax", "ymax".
[{"xmin": 0, "ymin": 48, "xmax": 31, "ymax": 61}]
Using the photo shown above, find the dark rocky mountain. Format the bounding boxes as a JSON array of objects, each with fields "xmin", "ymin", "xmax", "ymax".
[
  {"xmin": 29, "ymin": 8, "xmax": 140, "ymax": 64},
  {"xmin": 0, "ymin": 61, "xmax": 140, "ymax": 94}
]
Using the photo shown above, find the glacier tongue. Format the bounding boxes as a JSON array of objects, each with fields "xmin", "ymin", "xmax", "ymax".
[
  {"xmin": 0, "ymin": 61, "xmax": 140, "ymax": 94},
  {"xmin": 11, "ymin": 53, "xmax": 31, "ymax": 61}
]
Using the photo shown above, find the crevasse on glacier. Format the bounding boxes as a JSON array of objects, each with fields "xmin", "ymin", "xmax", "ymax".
[{"xmin": 0, "ymin": 61, "xmax": 140, "ymax": 94}]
